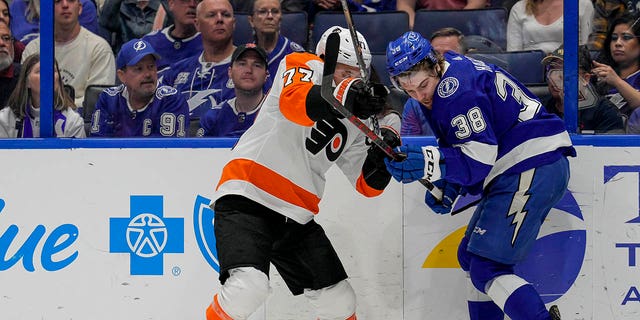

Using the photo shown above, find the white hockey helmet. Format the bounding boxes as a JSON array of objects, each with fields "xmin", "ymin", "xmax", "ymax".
[{"xmin": 315, "ymin": 26, "xmax": 372, "ymax": 71}]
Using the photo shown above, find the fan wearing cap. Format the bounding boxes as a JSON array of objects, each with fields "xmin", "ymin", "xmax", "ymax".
[
  {"xmin": 90, "ymin": 39, "xmax": 189, "ymax": 137},
  {"xmin": 542, "ymin": 45, "xmax": 624, "ymax": 134},
  {"xmin": 384, "ymin": 31, "xmax": 575, "ymax": 320},
  {"xmin": 197, "ymin": 44, "xmax": 268, "ymax": 137}
]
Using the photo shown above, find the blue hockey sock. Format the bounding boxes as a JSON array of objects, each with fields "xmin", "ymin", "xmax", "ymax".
[
  {"xmin": 468, "ymin": 300, "xmax": 504, "ymax": 320},
  {"xmin": 503, "ymin": 284, "xmax": 551, "ymax": 320}
]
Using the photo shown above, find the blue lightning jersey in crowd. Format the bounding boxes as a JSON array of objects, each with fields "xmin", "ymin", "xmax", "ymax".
[
  {"xmin": 141, "ymin": 27, "xmax": 203, "ymax": 71},
  {"xmin": 90, "ymin": 84, "xmax": 189, "ymax": 137},
  {"xmin": 159, "ymin": 52, "xmax": 235, "ymax": 118},
  {"xmin": 197, "ymin": 97, "xmax": 261, "ymax": 137},
  {"xmin": 427, "ymin": 52, "xmax": 576, "ymax": 195},
  {"xmin": 263, "ymin": 35, "xmax": 305, "ymax": 90}
]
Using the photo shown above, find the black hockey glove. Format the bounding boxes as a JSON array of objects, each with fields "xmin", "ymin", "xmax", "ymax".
[
  {"xmin": 362, "ymin": 127, "xmax": 402, "ymax": 190},
  {"xmin": 334, "ymin": 78, "xmax": 389, "ymax": 119}
]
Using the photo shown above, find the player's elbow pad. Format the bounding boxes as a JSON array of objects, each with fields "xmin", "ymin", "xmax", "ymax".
[{"xmin": 306, "ymin": 85, "xmax": 336, "ymax": 121}]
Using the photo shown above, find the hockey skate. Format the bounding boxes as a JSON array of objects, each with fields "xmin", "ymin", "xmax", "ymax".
[{"xmin": 549, "ymin": 305, "xmax": 561, "ymax": 319}]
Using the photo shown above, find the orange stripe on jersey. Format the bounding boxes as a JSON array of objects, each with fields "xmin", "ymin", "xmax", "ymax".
[
  {"xmin": 355, "ymin": 173, "xmax": 384, "ymax": 198},
  {"xmin": 217, "ymin": 158, "xmax": 321, "ymax": 214},
  {"xmin": 279, "ymin": 52, "xmax": 323, "ymax": 127},
  {"xmin": 206, "ymin": 294, "xmax": 233, "ymax": 320}
]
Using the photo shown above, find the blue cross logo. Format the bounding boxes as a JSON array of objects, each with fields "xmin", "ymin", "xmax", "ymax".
[{"xmin": 110, "ymin": 195, "xmax": 184, "ymax": 275}]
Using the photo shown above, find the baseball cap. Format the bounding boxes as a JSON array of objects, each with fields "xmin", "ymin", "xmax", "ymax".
[
  {"xmin": 541, "ymin": 45, "xmax": 563, "ymax": 66},
  {"xmin": 116, "ymin": 39, "xmax": 161, "ymax": 69},
  {"xmin": 231, "ymin": 43, "xmax": 268, "ymax": 68}
]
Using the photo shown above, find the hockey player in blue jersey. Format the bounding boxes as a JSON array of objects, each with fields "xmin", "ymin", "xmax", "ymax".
[
  {"xmin": 197, "ymin": 44, "xmax": 269, "ymax": 137},
  {"xmin": 384, "ymin": 31, "xmax": 575, "ymax": 320},
  {"xmin": 90, "ymin": 39, "xmax": 189, "ymax": 137}
]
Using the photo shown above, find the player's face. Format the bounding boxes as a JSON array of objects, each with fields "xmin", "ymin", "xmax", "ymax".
[
  {"xmin": 169, "ymin": 0, "xmax": 198, "ymax": 27},
  {"xmin": 397, "ymin": 70, "xmax": 439, "ymax": 109},
  {"xmin": 230, "ymin": 51, "xmax": 267, "ymax": 93},
  {"xmin": 249, "ymin": 0, "xmax": 281, "ymax": 35},
  {"xmin": 431, "ymin": 35, "xmax": 462, "ymax": 55},
  {"xmin": 118, "ymin": 55, "xmax": 158, "ymax": 100},
  {"xmin": 54, "ymin": 0, "xmax": 82, "ymax": 27},
  {"xmin": 196, "ymin": 0, "xmax": 235, "ymax": 44},
  {"xmin": 610, "ymin": 23, "xmax": 640, "ymax": 66},
  {"xmin": 333, "ymin": 63, "xmax": 360, "ymax": 84}
]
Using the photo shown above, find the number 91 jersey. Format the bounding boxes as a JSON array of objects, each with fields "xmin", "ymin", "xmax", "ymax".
[{"xmin": 427, "ymin": 52, "xmax": 576, "ymax": 195}]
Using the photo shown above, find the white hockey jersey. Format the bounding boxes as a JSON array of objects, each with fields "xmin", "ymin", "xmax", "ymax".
[{"xmin": 213, "ymin": 52, "xmax": 398, "ymax": 224}]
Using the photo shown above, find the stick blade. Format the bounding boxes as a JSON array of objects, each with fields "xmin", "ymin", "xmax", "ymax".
[{"xmin": 321, "ymin": 31, "xmax": 341, "ymax": 101}]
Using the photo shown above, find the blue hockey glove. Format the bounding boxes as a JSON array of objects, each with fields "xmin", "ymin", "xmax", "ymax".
[
  {"xmin": 425, "ymin": 179, "xmax": 464, "ymax": 214},
  {"xmin": 384, "ymin": 145, "xmax": 445, "ymax": 183}
]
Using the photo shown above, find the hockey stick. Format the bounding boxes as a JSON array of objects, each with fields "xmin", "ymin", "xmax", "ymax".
[
  {"xmin": 320, "ymin": 32, "xmax": 443, "ymax": 200},
  {"xmin": 339, "ymin": 0, "xmax": 369, "ymax": 82}
]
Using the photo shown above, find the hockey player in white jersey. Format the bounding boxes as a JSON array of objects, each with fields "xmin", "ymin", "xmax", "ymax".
[{"xmin": 205, "ymin": 26, "xmax": 399, "ymax": 320}]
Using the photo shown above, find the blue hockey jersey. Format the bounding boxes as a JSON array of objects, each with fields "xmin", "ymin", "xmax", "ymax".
[
  {"xmin": 263, "ymin": 35, "xmax": 305, "ymax": 90},
  {"xmin": 141, "ymin": 27, "xmax": 203, "ymax": 71},
  {"xmin": 197, "ymin": 97, "xmax": 261, "ymax": 137},
  {"xmin": 159, "ymin": 52, "xmax": 235, "ymax": 119},
  {"xmin": 427, "ymin": 52, "xmax": 576, "ymax": 194},
  {"xmin": 90, "ymin": 84, "xmax": 189, "ymax": 137}
]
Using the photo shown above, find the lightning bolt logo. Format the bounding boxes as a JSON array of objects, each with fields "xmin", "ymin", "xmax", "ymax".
[{"xmin": 507, "ymin": 169, "xmax": 535, "ymax": 246}]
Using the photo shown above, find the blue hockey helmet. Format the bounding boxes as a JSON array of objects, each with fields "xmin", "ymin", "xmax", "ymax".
[{"xmin": 386, "ymin": 31, "xmax": 438, "ymax": 77}]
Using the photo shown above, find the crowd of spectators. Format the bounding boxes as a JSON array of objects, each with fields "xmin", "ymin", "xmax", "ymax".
[{"xmin": 3, "ymin": 0, "xmax": 640, "ymax": 138}]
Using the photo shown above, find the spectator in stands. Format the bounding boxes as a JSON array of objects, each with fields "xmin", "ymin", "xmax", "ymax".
[
  {"xmin": 142, "ymin": 0, "xmax": 202, "ymax": 70},
  {"xmin": 396, "ymin": 0, "xmax": 488, "ymax": 30},
  {"xmin": 23, "ymin": 0, "xmax": 116, "ymax": 109},
  {"xmin": 543, "ymin": 44, "xmax": 624, "ymax": 134},
  {"xmin": 248, "ymin": 0, "xmax": 305, "ymax": 90},
  {"xmin": 0, "ymin": 21, "xmax": 20, "ymax": 108},
  {"xmin": 10, "ymin": 0, "xmax": 100, "ymax": 45},
  {"xmin": 588, "ymin": 1, "xmax": 627, "ymax": 51},
  {"xmin": 100, "ymin": 0, "xmax": 161, "ymax": 52},
  {"xmin": 0, "ymin": 54, "xmax": 85, "ymax": 138},
  {"xmin": 507, "ymin": 0, "xmax": 594, "ymax": 53},
  {"xmin": 430, "ymin": 27, "xmax": 465, "ymax": 55},
  {"xmin": 90, "ymin": 39, "xmax": 189, "ymax": 137},
  {"xmin": 593, "ymin": 13, "xmax": 640, "ymax": 123},
  {"xmin": 197, "ymin": 44, "xmax": 268, "ymax": 137},
  {"xmin": 0, "ymin": 0, "xmax": 26, "ymax": 63},
  {"xmin": 159, "ymin": 0, "xmax": 236, "ymax": 120}
]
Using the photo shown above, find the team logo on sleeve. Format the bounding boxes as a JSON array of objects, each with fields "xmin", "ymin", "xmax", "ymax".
[
  {"xmin": 437, "ymin": 77, "xmax": 459, "ymax": 98},
  {"xmin": 105, "ymin": 85, "xmax": 124, "ymax": 96},
  {"xmin": 305, "ymin": 117, "xmax": 348, "ymax": 162},
  {"xmin": 156, "ymin": 86, "xmax": 178, "ymax": 99}
]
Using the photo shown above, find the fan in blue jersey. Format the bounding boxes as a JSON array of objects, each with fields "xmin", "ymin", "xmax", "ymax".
[
  {"xmin": 90, "ymin": 39, "xmax": 189, "ymax": 137},
  {"xmin": 247, "ymin": 0, "xmax": 305, "ymax": 91},
  {"xmin": 384, "ymin": 31, "xmax": 575, "ymax": 320},
  {"xmin": 198, "ymin": 44, "xmax": 268, "ymax": 137},
  {"xmin": 142, "ymin": 0, "xmax": 203, "ymax": 71},
  {"xmin": 158, "ymin": 0, "xmax": 236, "ymax": 120}
]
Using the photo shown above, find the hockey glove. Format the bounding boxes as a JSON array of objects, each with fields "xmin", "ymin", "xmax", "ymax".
[
  {"xmin": 367, "ymin": 127, "xmax": 402, "ymax": 170},
  {"xmin": 334, "ymin": 78, "xmax": 388, "ymax": 119},
  {"xmin": 362, "ymin": 127, "xmax": 402, "ymax": 190},
  {"xmin": 425, "ymin": 179, "xmax": 464, "ymax": 214},
  {"xmin": 384, "ymin": 145, "xmax": 445, "ymax": 183}
]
